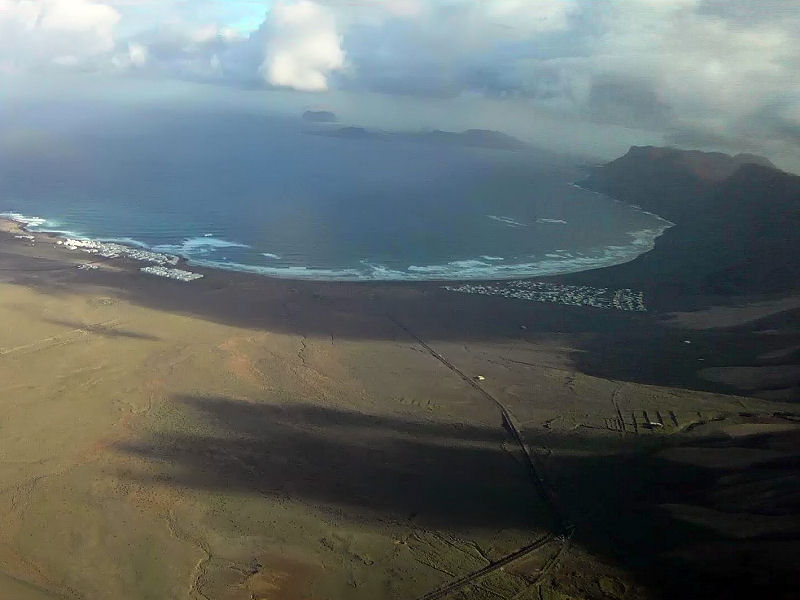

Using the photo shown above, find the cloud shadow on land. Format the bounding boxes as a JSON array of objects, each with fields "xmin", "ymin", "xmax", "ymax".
[
  {"xmin": 9, "ymin": 252, "xmax": 800, "ymax": 398},
  {"xmin": 14, "ymin": 263, "xmax": 664, "ymax": 345},
  {"xmin": 42, "ymin": 318, "xmax": 161, "ymax": 341},
  {"xmin": 30, "ymin": 264, "xmax": 798, "ymax": 396},
  {"xmin": 113, "ymin": 395, "xmax": 800, "ymax": 600},
  {"xmin": 114, "ymin": 395, "xmax": 555, "ymax": 532}
]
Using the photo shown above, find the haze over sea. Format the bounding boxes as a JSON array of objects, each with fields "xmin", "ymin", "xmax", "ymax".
[{"xmin": 0, "ymin": 110, "xmax": 670, "ymax": 281}]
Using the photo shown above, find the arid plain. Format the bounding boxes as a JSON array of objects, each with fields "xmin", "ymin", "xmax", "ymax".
[{"xmin": 0, "ymin": 220, "xmax": 798, "ymax": 600}]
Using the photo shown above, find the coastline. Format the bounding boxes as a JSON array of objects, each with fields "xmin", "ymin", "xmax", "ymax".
[
  {"xmin": 5, "ymin": 205, "xmax": 798, "ymax": 400},
  {"xmin": 1, "ymin": 207, "xmax": 794, "ymax": 401},
  {"xmin": 0, "ymin": 213, "xmax": 658, "ymax": 312},
  {"xmin": 0, "ymin": 215, "xmax": 204, "ymax": 277},
  {"xmin": 0, "ymin": 194, "xmax": 673, "ymax": 284},
  {"xmin": 2, "ymin": 210, "xmax": 797, "ymax": 394}
]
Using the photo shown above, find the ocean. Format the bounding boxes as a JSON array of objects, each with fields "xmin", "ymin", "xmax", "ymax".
[{"xmin": 0, "ymin": 111, "xmax": 671, "ymax": 281}]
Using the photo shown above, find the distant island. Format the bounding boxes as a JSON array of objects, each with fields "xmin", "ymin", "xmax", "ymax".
[
  {"xmin": 569, "ymin": 146, "xmax": 799, "ymax": 302},
  {"xmin": 302, "ymin": 110, "xmax": 337, "ymax": 123},
  {"xmin": 415, "ymin": 129, "xmax": 528, "ymax": 151},
  {"xmin": 322, "ymin": 126, "xmax": 371, "ymax": 139},
  {"xmin": 310, "ymin": 125, "xmax": 528, "ymax": 151}
]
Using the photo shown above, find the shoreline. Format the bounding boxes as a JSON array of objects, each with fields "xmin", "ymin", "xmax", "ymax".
[
  {"xmin": 0, "ymin": 214, "xmax": 654, "ymax": 312},
  {"xmin": 3, "ymin": 209, "xmax": 798, "ymax": 396},
  {"xmin": 0, "ymin": 199, "xmax": 673, "ymax": 285},
  {"xmin": 1, "ymin": 215, "xmax": 206, "ymax": 277}
]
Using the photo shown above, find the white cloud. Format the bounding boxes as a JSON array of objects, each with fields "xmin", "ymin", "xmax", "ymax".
[
  {"xmin": 0, "ymin": 0, "xmax": 798, "ymax": 168},
  {"xmin": 260, "ymin": 1, "xmax": 345, "ymax": 92},
  {"xmin": 479, "ymin": 0, "xmax": 577, "ymax": 33},
  {"xmin": 596, "ymin": 1, "xmax": 795, "ymax": 113},
  {"xmin": 128, "ymin": 42, "xmax": 147, "ymax": 67},
  {"xmin": 383, "ymin": 0, "xmax": 423, "ymax": 19},
  {"xmin": 580, "ymin": 0, "xmax": 800, "ymax": 153},
  {"xmin": 111, "ymin": 41, "xmax": 147, "ymax": 70},
  {"xmin": 188, "ymin": 24, "xmax": 242, "ymax": 45},
  {"xmin": 0, "ymin": 0, "xmax": 120, "ymax": 68}
]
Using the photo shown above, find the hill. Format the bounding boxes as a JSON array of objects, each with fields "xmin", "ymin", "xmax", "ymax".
[
  {"xmin": 311, "ymin": 126, "xmax": 528, "ymax": 151},
  {"xmin": 302, "ymin": 110, "xmax": 337, "ymax": 123},
  {"xmin": 570, "ymin": 147, "xmax": 799, "ymax": 300},
  {"xmin": 580, "ymin": 146, "xmax": 776, "ymax": 223},
  {"xmin": 415, "ymin": 129, "xmax": 528, "ymax": 151}
]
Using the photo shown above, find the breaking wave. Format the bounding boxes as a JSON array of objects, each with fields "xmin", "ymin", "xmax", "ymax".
[
  {"xmin": 152, "ymin": 237, "xmax": 250, "ymax": 257},
  {"xmin": 0, "ymin": 212, "xmax": 85, "ymax": 238},
  {"xmin": 0, "ymin": 212, "xmax": 49, "ymax": 228},
  {"xmin": 2, "ymin": 195, "xmax": 673, "ymax": 282},
  {"xmin": 186, "ymin": 225, "xmax": 671, "ymax": 281},
  {"xmin": 487, "ymin": 215, "xmax": 527, "ymax": 227}
]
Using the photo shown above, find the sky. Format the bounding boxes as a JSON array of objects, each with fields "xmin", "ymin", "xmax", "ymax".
[{"xmin": 1, "ymin": 0, "xmax": 799, "ymax": 170}]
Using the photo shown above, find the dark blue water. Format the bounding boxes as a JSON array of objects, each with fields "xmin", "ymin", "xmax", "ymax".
[{"xmin": 0, "ymin": 111, "xmax": 670, "ymax": 280}]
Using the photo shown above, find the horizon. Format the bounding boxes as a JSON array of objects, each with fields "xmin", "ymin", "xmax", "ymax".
[{"xmin": 0, "ymin": 1, "xmax": 798, "ymax": 172}]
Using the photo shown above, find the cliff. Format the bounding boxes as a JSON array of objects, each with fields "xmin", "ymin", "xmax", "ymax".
[
  {"xmin": 572, "ymin": 147, "xmax": 799, "ymax": 299},
  {"xmin": 580, "ymin": 146, "xmax": 776, "ymax": 222}
]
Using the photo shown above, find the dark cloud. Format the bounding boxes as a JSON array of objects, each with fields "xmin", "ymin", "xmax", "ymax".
[{"xmin": 587, "ymin": 76, "xmax": 672, "ymax": 129}]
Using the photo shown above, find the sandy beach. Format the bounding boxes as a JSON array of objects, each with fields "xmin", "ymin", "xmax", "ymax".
[{"xmin": 0, "ymin": 218, "xmax": 798, "ymax": 600}]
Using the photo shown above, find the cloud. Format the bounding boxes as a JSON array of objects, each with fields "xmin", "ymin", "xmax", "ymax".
[
  {"xmin": 580, "ymin": 0, "xmax": 800, "ymax": 164},
  {"xmin": 593, "ymin": 1, "xmax": 795, "ymax": 117},
  {"xmin": 0, "ymin": 0, "xmax": 120, "ymax": 69},
  {"xmin": 127, "ymin": 42, "xmax": 147, "ymax": 67},
  {"xmin": 0, "ymin": 0, "xmax": 798, "ymax": 169},
  {"xmin": 479, "ymin": 0, "xmax": 578, "ymax": 34},
  {"xmin": 259, "ymin": 1, "xmax": 345, "ymax": 92}
]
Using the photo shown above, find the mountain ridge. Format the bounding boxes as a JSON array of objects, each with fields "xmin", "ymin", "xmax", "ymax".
[
  {"xmin": 580, "ymin": 146, "xmax": 778, "ymax": 223},
  {"xmin": 310, "ymin": 125, "xmax": 529, "ymax": 151},
  {"xmin": 570, "ymin": 146, "xmax": 799, "ymax": 302}
]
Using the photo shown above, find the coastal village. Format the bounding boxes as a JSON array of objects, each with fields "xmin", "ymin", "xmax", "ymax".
[
  {"xmin": 140, "ymin": 265, "xmax": 204, "ymax": 281},
  {"xmin": 443, "ymin": 280, "xmax": 646, "ymax": 311},
  {"xmin": 57, "ymin": 238, "xmax": 205, "ymax": 281},
  {"xmin": 61, "ymin": 238, "xmax": 178, "ymax": 265}
]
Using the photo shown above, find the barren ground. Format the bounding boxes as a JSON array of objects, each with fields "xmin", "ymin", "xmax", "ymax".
[{"xmin": 0, "ymin": 223, "xmax": 797, "ymax": 600}]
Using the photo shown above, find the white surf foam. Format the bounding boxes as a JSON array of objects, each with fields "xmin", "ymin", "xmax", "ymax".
[
  {"xmin": 570, "ymin": 182, "xmax": 603, "ymax": 195},
  {"xmin": 99, "ymin": 236, "xmax": 151, "ymax": 248},
  {"xmin": 408, "ymin": 259, "xmax": 494, "ymax": 273},
  {"xmin": 1, "ymin": 212, "xmax": 90, "ymax": 238},
  {"xmin": 187, "ymin": 221, "xmax": 671, "ymax": 281},
  {"xmin": 0, "ymin": 212, "xmax": 48, "ymax": 228},
  {"xmin": 487, "ymin": 215, "xmax": 528, "ymax": 227},
  {"xmin": 2, "ymin": 200, "xmax": 673, "ymax": 282},
  {"xmin": 190, "ymin": 259, "xmax": 366, "ymax": 280},
  {"xmin": 153, "ymin": 236, "xmax": 250, "ymax": 257},
  {"xmin": 537, "ymin": 218, "xmax": 567, "ymax": 224}
]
